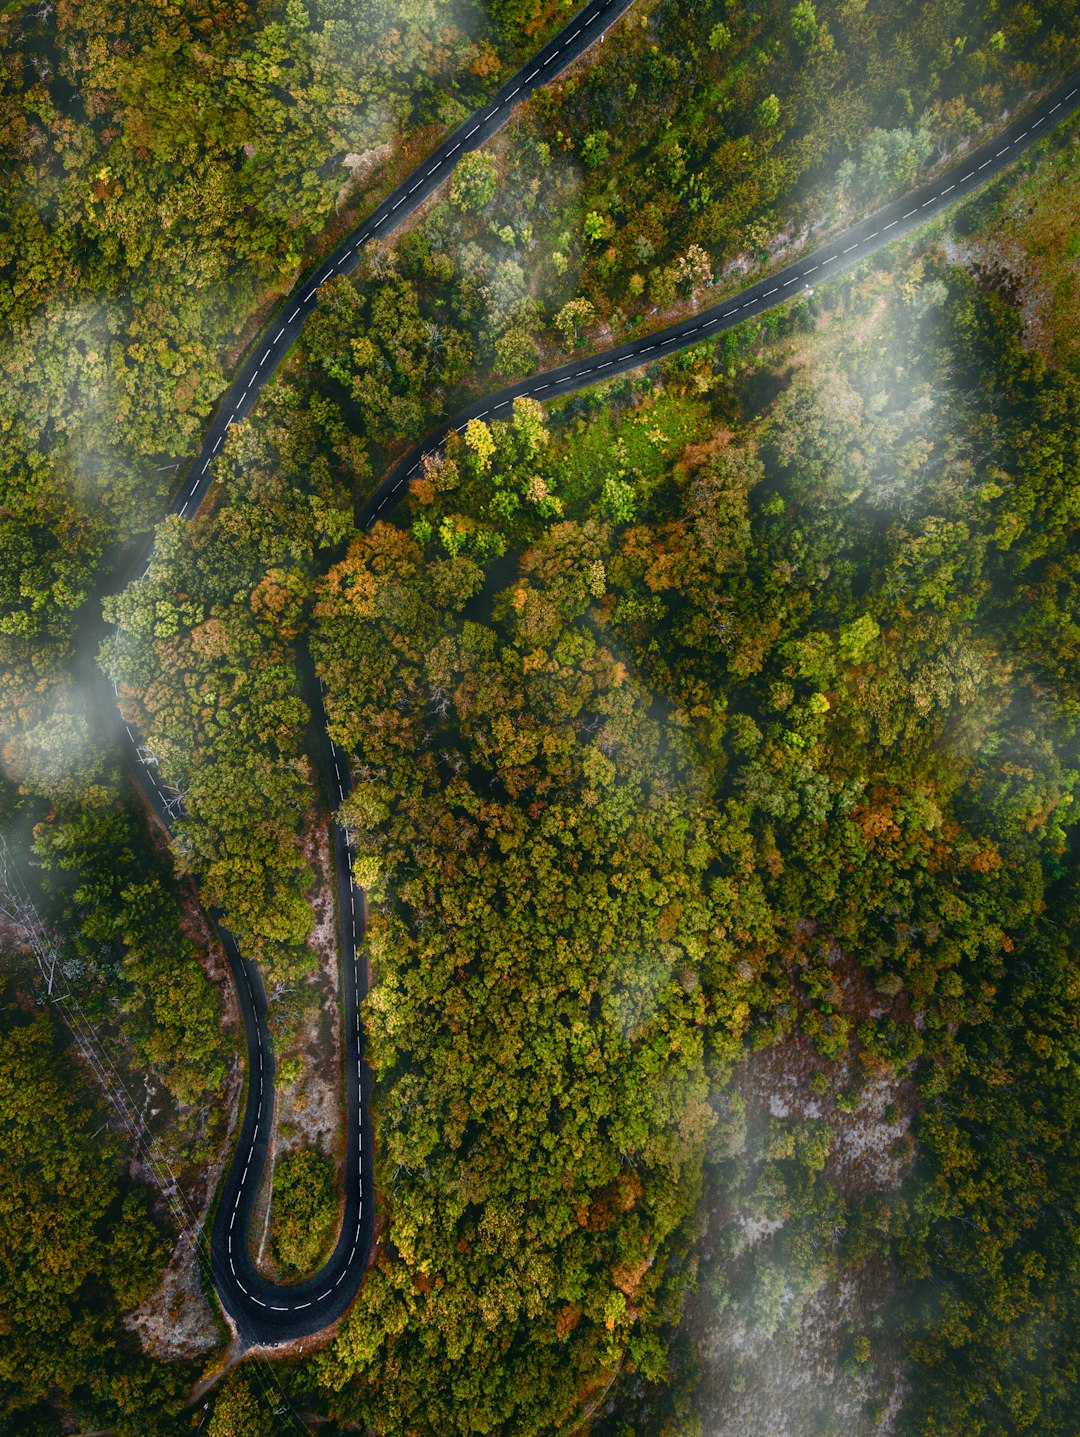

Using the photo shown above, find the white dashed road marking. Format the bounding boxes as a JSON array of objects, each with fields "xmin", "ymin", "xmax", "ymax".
[{"xmin": 131, "ymin": 16, "xmax": 1079, "ymax": 1335}]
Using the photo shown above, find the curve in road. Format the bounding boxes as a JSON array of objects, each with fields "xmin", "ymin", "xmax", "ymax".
[
  {"xmin": 170, "ymin": 0, "xmax": 638, "ymax": 528},
  {"xmin": 116, "ymin": 0, "xmax": 639, "ymax": 1349},
  {"xmin": 117, "ymin": 42, "xmax": 1080, "ymax": 1346},
  {"xmin": 358, "ymin": 68, "xmax": 1080, "ymax": 523}
]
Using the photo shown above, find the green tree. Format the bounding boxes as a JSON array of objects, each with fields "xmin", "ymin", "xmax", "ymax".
[
  {"xmin": 581, "ymin": 130, "xmax": 610, "ymax": 169},
  {"xmin": 271, "ymin": 1149, "xmax": 338, "ymax": 1278},
  {"xmin": 758, "ymin": 93, "xmax": 781, "ymax": 127},
  {"xmin": 790, "ymin": 1, "xmax": 818, "ymax": 47},
  {"xmin": 554, "ymin": 298, "xmax": 595, "ymax": 347},
  {"xmin": 450, "ymin": 151, "xmax": 499, "ymax": 212},
  {"xmin": 207, "ymin": 1369, "xmax": 268, "ymax": 1437},
  {"xmin": 494, "ymin": 327, "xmax": 539, "ymax": 377},
  {"xmin": 0, "ymin": 1004, "xmax": 184, "ymax": 1431}
]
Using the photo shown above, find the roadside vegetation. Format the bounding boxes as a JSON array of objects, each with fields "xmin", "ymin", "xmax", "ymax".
[
  {"xmin": 99, "ymin": 0, "xmax": 1080, "ymax": 996},
  {"xmin": 286, "ymin": 167, "xmax": 1079, "ymax": 1428},
  {"xmin": 3, "ymin": 0, "xmax": 1080, "ymax": 1434},
  {"xmin": 286, "ymin": 0, "xmax": 1080, "ymax": 444},
  {"xmin": 521, "ymin": 0, "xmax": 1080, "ymax": 333},
  {"xmin": 0, "ymin": 0, "xmax": 569, "ymax": 751},
  {"xmin": 100, "ymin": 443, "xmax": 343, "ymax": 989},
  {"xmin": 947, "ymin": 119, "xmax": 1080, "ymax": 372},
  {"xmin": 0, "ymin": 985, "xmax": 191, "ymax": 1434},
  {"xmin": 270, "ymin": 1146, "xmax": 340, "ymax": 1279},
  {"xmin": 6, "ymin": 0, "xmax": 1079, "ymax": 781},
  {"xmin": 2, "ymin": 0, "xmax": 576, "ymax": 1427}
]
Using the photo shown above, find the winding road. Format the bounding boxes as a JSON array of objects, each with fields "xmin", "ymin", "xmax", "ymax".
[
  {"xmin": 172, "ymin": 0, "xmax": 639, "ymax": 526},
  {"xmin": 113, "ymin": 6, "xmax": 1080, "ymax": 1347},
  {"xmin": 119, "ymin": 0, "xmax": 640, "ymax": 1350},
  {"xmin": 362, "ymin": 67, "xmax": 1080, "ymax": 519}
]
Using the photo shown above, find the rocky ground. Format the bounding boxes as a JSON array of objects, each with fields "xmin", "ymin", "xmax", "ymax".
[{"xmin": 251, "ymin": 812, "xmax": 346, "ymax": 1280}]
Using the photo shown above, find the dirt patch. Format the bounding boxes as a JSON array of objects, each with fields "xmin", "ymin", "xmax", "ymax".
[
  {"xmin": 691, "ymin": 1249, "xmax": 908, "ymax": 1437},
  {"xmin": 337, "ymin": 142, "xmax": 395, "ymax": 210},
  {"xmin": 251, "ymin": 812, "xmax": 345, "ymax": 1279},
  {"xmin": 636, "ymin": 923, "xmax": 922, "ymax": 1437},
  {"xmin": 943, "ymin": 129, "xmax": 1080, "ymax": 372},
  {"xmin": 744, "ymin": 932, "xmax": 921, "ymax": 1199},
  {"xmin": 679, "ymin": 1038, "xmax": 914, "ymax": 1434},
  {"xmin": 128, "ymin": 1227, "xmax": 224, "ymax": 1362},
  {"xmin": 742, "ymin": 1028, "xmax": 917, "ymax": 1201}
]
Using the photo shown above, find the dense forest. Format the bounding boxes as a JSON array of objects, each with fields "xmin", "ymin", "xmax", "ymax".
[
  {"xmin": 1, "ymin": 0, "xmax": 578, "ymax": 1428},
  {"xmin": 288, "ymin": 225, "xmax": 1079, "ymax": 1430},
  {"xmin": 290, "ymin": 0, "xmax": 1080, "ymax": 445},
  {"xmin": 100, "ymin": 0, "xmax": 1080, "ymax": 1022},
  {"xmin": 0, "ymin": 988, "xmax": 192, "ymax": 1434},
  {"xmin": 0, "ymin": 0, "xmax": 580, "ymax": 758},
  {"xmin": 3, "ymin": 0, "xmax": 1080, "ymax": 1433},
  {"xmin": 413, "ymin": 0, "xmax": 1080, "ymax": 381},
  {"xmin": 7, "ymin": 0, "xmax": 1080, "ymax": 773}
]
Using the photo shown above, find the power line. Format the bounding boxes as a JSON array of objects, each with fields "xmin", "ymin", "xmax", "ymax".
[{"xmin": 0, "ymin": 834, "xmax": 313, "ymax": 1436}]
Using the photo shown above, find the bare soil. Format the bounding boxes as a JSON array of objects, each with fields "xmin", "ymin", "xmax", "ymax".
[
  {"xmin": 689, "ymin": 1040, "xmax": 914, "ymax": 1434},
  {"xmin": 128, "ymin": 1227, "xmax": 224, "ymax": 1362},
  {"xmin": 943, "ymin": 126, "xmax": 1080, "ymax": 373},
  {"xmin": 636, "ymin": 919, "xmax": 922, "ymax": 1436},
  {"xmin": 251, "ymin": 812, "xmax": 346, "ymax": 1280},
  {"xmin": 125, "ymin": 867, "xmax": 244, "ymax": 1361}
]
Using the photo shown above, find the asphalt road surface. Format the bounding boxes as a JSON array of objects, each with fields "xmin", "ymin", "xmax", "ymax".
[
  {"xmin": 117, "ymin": 0, "xmax": 640, "ymax": 1349},
  {"xmin": 360, "ymin": 67, "xmax": 1080, "ymax": 525},
  {"xmin": 171, "ymin": 0, "xmax": 639, "ymax": 526},
  {"xmin": 118, "ymin": 31, "xmax": 1080, "ymax": 1345}
]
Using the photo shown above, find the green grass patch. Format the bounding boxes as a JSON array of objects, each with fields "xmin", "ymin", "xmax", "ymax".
[{"xmin": 554, "ymin": 382, "xmax": 712, "ymax": 511}]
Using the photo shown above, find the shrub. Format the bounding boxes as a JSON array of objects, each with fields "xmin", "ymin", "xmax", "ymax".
[
  {"xmin": 450, "ymin": 151, "xmax": 498, "ymax": 212},
  {"xmin": 270, "ymin": 1148, "xmax": 337, "ymax": 1278}
]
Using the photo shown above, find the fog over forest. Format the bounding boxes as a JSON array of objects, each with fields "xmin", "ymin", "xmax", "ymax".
[{"xmin": 2, "ymin": 0, "xmax": 1078, "ymax": 1433}]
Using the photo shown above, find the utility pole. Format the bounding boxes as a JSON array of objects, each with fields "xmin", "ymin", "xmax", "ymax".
[
  {"xmin": 0, "ymin": 832, "xmax": 186, "ymax": 1215},
  {"xmin": 0, "ymin": 833, "xmax": 62, "ymax": 994}
]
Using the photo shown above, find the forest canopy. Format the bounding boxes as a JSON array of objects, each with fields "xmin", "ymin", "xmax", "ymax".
[
  {"xmin": 3, "ymin": 0, "xmax": 1080, "ymax": 1433},
  {"xmin": 289, "ymin": 227, "xmax": 1080, "ymax": 1430}
]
